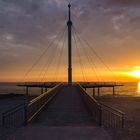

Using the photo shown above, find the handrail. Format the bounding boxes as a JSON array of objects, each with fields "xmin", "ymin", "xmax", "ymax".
[
  {"xmin": 27, "ymin": 83, "xmax": 63, "ymax": 123},
  {"xmin": 77, "ymin": 83, "xmax": 101, "ymax": 125},
  {"xmin": 2, "ymin": 103, "xmax": 26, "ymax": 127},
  {"xmin": 77, "ymin": 83, "xmax": 125, "ymax": 128},
  {"xmin": 2, "ymin": 83, "xmax": 63, "ymax": 127},
  {"xmin": 2, "ymin": 103, "xmax": 25, "ymax": 115},
  {"xmin": 78, "ymin": 84, "xmax": 99, "ymax": 104},
  {"xmin": 100, "ymin": 102, "xmax": 125, "ymax": 115},
  {"xmin": 28, "ymin": 83, "xmax": 61, "ymax": 106}
]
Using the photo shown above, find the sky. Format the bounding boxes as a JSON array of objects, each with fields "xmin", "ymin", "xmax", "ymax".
[{"xmin": 0, "ymin": 0, "xmax": 140, "ymax": 82}]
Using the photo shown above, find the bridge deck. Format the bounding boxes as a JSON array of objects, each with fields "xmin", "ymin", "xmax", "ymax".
[
  {"xmin": 9, "ymin": 85, "xmax": 112, "ymax": 140},
  {"xmin": 31, "ymin": 85, "xmax": 95, "ymax": 126}
]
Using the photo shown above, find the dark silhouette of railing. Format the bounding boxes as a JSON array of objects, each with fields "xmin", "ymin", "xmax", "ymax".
[
  {"xmin": 80, "ymin": 82, "xmax": 123, "ymax": 87},
  {"xmin": 78, "ymin": 84, "xmax": 125, "ymax": 128},
  {"xmin": 27, "ymin": 83, "xmax": 63, "ymax": 123},
  {"xmin": 2, "ymin": 84, "xmax": 63, "ymax": 127},
  {"xmin": 78, "ymin": 84, "xmax": 102, "ymax": 125},
  {"xmin": 2, "ymin": 104, "xmax": 26, "ymax": 127},
  {"xmin": 100, "ymin": 102, "xmax": 125, "ymax": 128},
  {"xmin": 2, "ymin": 83, "xmax": 124, "ymax": 128}
]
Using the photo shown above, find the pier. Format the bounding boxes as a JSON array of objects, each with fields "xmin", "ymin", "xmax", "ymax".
[
  {"xmin": 1, "ymin": 84, "xmax": 124, "ymax": 140},
  {"xmin": 18, "ymin": 82, "xmax": 123, "ymax": 97},
  {"xmin": 1, "ymin": 4, "xmax": 124, "ymax": 129},
  {"xmin": 2, "ymin": 84, "xmax": 124, "ymax": 127},
  {"xmin": 31, "ymin": 85, "xmax": 94, "ymax": 126},
  {"xmin": 0, "ymin": 4, "xmax": 125, "ymax": 140}
]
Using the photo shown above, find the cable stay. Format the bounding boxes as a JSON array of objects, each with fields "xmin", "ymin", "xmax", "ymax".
[
  {"xmin": 80, "ymin": 35, "xmax": 117, "ymax": 81},
  {"xmin": 40, "ymin": 27, "xmax": 66, "ymax": 82},
  {"xmin": 53, "ymin": 30, "xmax": 66, "ymax": 82},
  {"xmin": 20, "ymin": 9, "xmax": 118, "ymax": 83},
  {"xmin": 73, "ymin": 25, "xmax": 118, "ymax": 82},
  {"xmin": 73, "ymin": 27, "xmax": 102, "ymax": 82},
  {"xmin": 21, "ymin": 26, "xmax": 66, "ymax": 82},
  {"xmin": 73, "ymin": 30, "xmax": 87, "ymax": 82}
]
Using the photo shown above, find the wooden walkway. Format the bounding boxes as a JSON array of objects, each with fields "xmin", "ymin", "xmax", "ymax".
[
  {"xmin": 31, "ymin": 85, "xmax": 94, "ymax": 126},
  {"xmin": 8, "ymin": 85, "xmax": 112, "ymax": 140}
]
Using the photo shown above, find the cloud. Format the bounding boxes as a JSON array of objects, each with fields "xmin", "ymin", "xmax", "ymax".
[
  {"xmin": 106, "ymin": 0, "xmax": 140, "ymax": 6},
  {"xmin": 0, "ymin": 0, "xmax": 140, "ymax": 81},
  {"xmin": 0, "ymin": 0, "xmax": 67, "ymax": 45}
]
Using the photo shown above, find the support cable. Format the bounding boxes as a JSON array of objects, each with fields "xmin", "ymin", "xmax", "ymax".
[
  {"xmin": 81, "ymin": 36, "xmax": 117, "ymax": 81},
  {"xmin": 54, "ymin": 29, "xmax": 66, "ymax": 82},
  {"xmin": 40, "ymin": 27, "xmax": 66, "ymax": 82},
  {"xmin": 73, "ymin": 30, "xmax": 87, "ymax": 82},
  {"xmin": 21, "ymin": 28, "xmax": 65, "ymax": 82},
  {"xmin": 73, "ymin": 25, "xmax": 117, "ymax": 82},
  {"xmin": 37, "ymin": 40, "xmax": 58, "ymax": 82},
  {"xmin": 73, "ymin": 27, "xmax": 101, "ymax": 82}
]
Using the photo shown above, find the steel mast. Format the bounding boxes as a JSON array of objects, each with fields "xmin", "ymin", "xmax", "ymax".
[{"xmin": 67, "ymin": 4, "xmax": 72, "ymax": 85}]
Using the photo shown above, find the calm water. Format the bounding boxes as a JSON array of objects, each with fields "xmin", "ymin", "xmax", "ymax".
[
  {"xmin": 86, "ymin": 82, "xmax": 140, "ymax": 97},
  {"xmin": 0, "ymin": 82, "xmax": 41, "ymax": 95},
  {"xmin": 0, "ymin": 82, "xmax": 140, "ymax": 96}
]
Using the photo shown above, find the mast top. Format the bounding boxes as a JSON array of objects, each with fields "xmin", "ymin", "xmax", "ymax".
[
  {"xmin": 68, "ymin": 3, "xmax": 71, "ymax": 21},
  {"xmin": 68, "ymin": 3, "xmax": 71, "ymax": 8}
]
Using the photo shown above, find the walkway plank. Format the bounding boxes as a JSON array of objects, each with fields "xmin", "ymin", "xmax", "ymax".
[
  {"xmin": 8, "ymin": 85, "xmax": 112, "ymax": 140},
  {"xmin": 31, "ymin": 85, "xmax": 94, "ymax": 126}
]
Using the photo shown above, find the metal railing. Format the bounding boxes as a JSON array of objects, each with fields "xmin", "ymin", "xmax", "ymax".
[
  {"xmin": 80, "ymin": 82, "xmax": 123, "ymax": 86},
  {"xmin": 2, "ymin": 104, "xmax": 26, "ymax": 127},
  {"xmin": 100, "ymin": 102, "xmax": 125, "ymax": 128},
  {"xmin": 18, "ymin": 82, "xmax": 59, "ymax": 86},
  {"xmin": 78, "ymin": 84, "xmax": 125, "ymax": 128},
  {"xmin": 27, "ymin": 83, "xmax": 63, "ymax": 123},
  {"xmin": 2, "ymin": 83, "xmax": 63, "ymax": 127},
  {"xmin": 78, "ymin": 84, "xmax": 101, "ymax": 125}
]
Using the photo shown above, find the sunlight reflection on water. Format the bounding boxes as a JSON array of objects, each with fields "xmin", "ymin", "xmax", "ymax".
[
  {"xmin": 137, "ymin": 82, "xmax": 140, "ymax": 96},
  {"xmin": 0, "ymin": 82, "xmax": 140, "ymax": 96}
]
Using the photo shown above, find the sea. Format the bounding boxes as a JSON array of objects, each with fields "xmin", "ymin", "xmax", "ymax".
[{"xmin": 0, "ymin": 82, "xmax": 140, "ymax": 96}]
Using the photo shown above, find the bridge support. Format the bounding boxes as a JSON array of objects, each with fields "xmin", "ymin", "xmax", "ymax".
[
  {"xmin": 93, "ymin": 88, "xmax": 95, "ymax": 97},
  {"xmin": 41, "ymin": 87, "xmax": 43, "ymax": 94},
  {"xmin": 113, "ymin": 86, "xmax": 115, "ymax": 96},
  {"xmin": 26, "ymin": 86, "xmax": 29, "ymax": 96},
  {"xmin": 98, "ymin": 88, "xmax": 100, "ymax": 97},
  {"xmin": 45, "ymin": 88, "xmax": 47, "ymax": 92}
]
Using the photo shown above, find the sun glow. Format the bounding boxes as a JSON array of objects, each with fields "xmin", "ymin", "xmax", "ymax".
[{"xmin": 131, "ymin": 70, "xmax": 140, "ymax": 78}]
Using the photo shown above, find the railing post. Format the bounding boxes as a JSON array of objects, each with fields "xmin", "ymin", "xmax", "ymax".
[
  {"xmin": 98, "ymin": 88, "xmax": 100, "ymax": 96},
  {"xmin": 93, "ymin": 88, "xmax": 95, "ymax": 97},
  {"xmin": 41, "ymin": 87, "xmax": 43, "ymax": 94},
  {"xmin": 113, "ymin": 86, "xmax": 115, "ymax": 96},
  {"xmin": 99, "ymin": 105, "xmax": 102, "ymax": 127},
  {"xmin": 45, "ymin": 88, "xmax": 47, "ymax": 92},
  {"xmin": 122, "ymin": 114, "xmax": 124, "ymax": 128},
  {"xmin": 24, "ymin": 104, "xmax": 28, "ymax": 126},
  {"xmin": 26, "ymin": 86, "xmax": 29, "ymax": 96}
]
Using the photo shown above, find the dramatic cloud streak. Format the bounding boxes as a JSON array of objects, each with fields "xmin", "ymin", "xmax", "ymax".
[{"xmin": 0, "ymin": 0, "xmax": 140, "ymax": 81}]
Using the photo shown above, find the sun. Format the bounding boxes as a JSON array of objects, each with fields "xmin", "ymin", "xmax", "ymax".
[{"xmin": 131, "ymin": 70, "xmax": 140, "ymax": 78}]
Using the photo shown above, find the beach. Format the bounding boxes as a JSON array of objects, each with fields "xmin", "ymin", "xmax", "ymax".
[
  {"xmin": 0, "ymin": 94, "xmax": 36, "ymax": 123},
  {"xmin": 0, "ymin": 94, "xmax": 37, "ymax": 139},
  {"xmin": 96, "ymin": 96, "xmax": 140, "ymax": 140}
]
